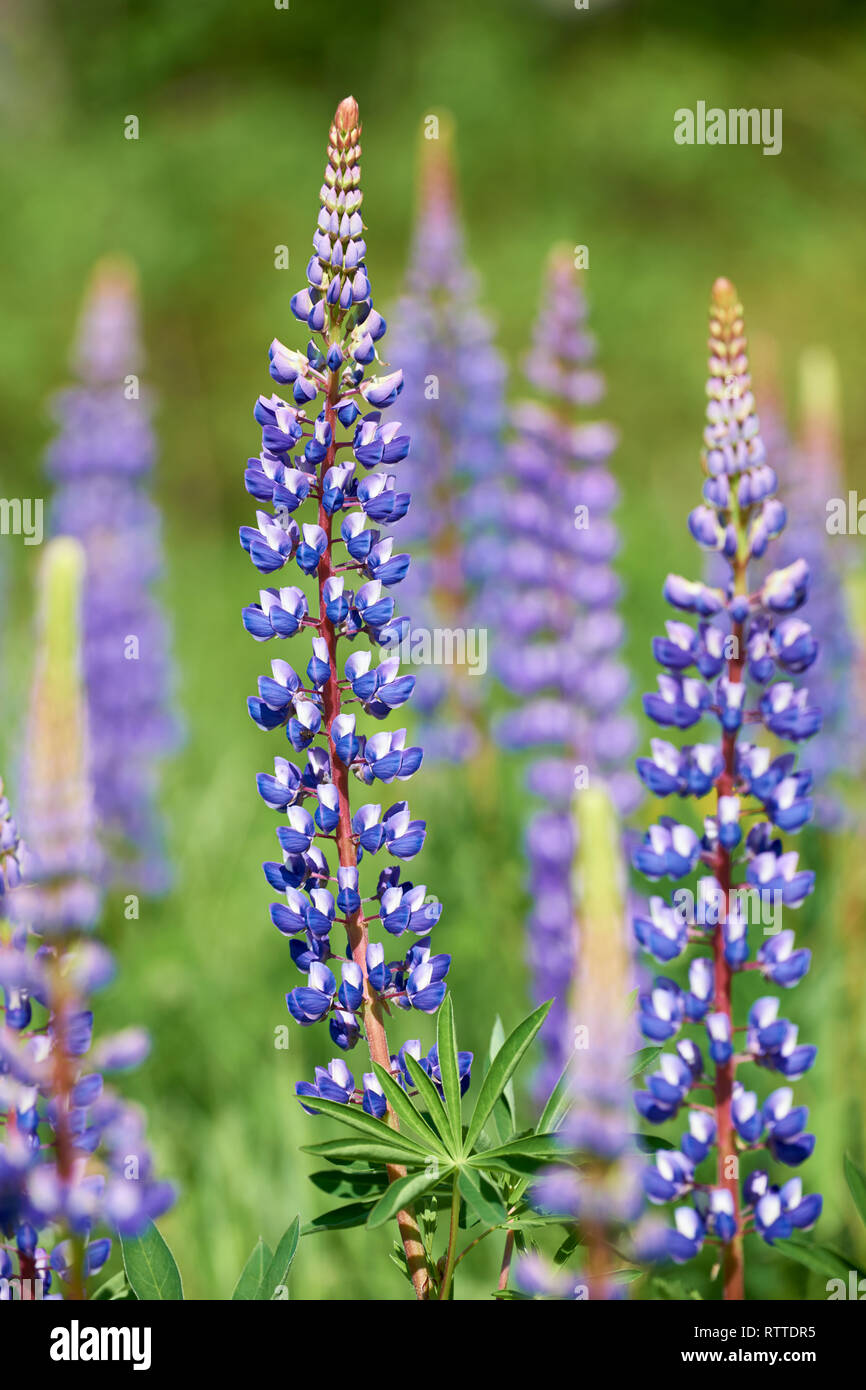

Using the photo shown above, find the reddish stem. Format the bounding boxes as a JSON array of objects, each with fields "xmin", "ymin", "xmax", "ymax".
[
  {"xmin": 714, "ymin": 611, "xmax": 745, "ymax": 1301},
  {"xmin": 315, "ymin": 370, "xmax": 431, "ymax": 1300}
]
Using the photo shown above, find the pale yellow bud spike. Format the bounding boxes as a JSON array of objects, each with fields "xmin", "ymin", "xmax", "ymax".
[
  {"xmin": 799, "ymin": 346, "xmax": 842, "ymax": 471},
  {"xmin": 571, "ymin": 783, "xmax": 629, "ymax": 1037},
  {"xmin": 24, "ymin": 538, "xmax": 94, "ymax": 870}
]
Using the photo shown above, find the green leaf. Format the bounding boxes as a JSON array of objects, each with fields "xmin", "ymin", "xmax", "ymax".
[
  {"xmin": 308, "ymin": 1167, "xmax": 390, "ymax": 1200},
  {"xmin": 628, "ymin": 1046, "xmax": 663, "ymax": 1080},
  {"xmin": 844, "ymin": 1152, "xmax": 866, "ymax": 1229},
  {"xmin": 469, "ymin": 1132, "xmax": 564, "ymax": 1176},
  {"xmin": 257, "ymin": 1217, "xmax": 300, "ymax": 1300},
  {"xmin": 120, "ymin": 1222, "xmax": 183, "ymax": 1301},
  {"xmin": 777, "ymin": 1236, "xmax": 863, "ymax": 1283},
  {"xmin": 553, "ymin": 1230, "xmax": 582, "ymax": 1266},
  {"xmin": 302, "ymin": 1203, "xmax": 376, "ymax": 1234},
  {"xmin": 437, "ymin": 995, "xmax": 464, "ymax": 1149},
  {"xmin": 91, "ymin": 1270, "xmax": 137, "ymax": 1301},
  {"xmin": 458, "ymin": 1168, "xmax": 507, "ymax": 1228},
  {"xmin": 371, "ymin": 1062, "xmax": 451, "ymax": 1156},
  {"xmin": 298, "ymin": 1094, "xmax": 430, "ymax": 1156},
  {"xmin": 232, "ymin": 1237, "xmax": 272, "ymax": 1300},
  {"xmin": 488, "ymin": 1017, "xmax": 511, "ymax": 1103},
  {"xmin": 536, "ymin": 1060, "xmax": 572, "ymax": 1136},
  {"xmin": 302, "ymin": 1137, "xmax": 428, "ymax": 1166},
  {"xmin": 366, "ymin": 1167, "xmax": 451, "ymax": 1230},
  {"xmin": 402, "ymin": 1052, "xmax": 455, "ymax": 1152},
  {"xmin": 634, "ymin": 1132, "xmax": 675, "ymax": 1153},
  {"xmin": 465, "ymin": 1001, "xmax": 551, "ymax": 1152}
]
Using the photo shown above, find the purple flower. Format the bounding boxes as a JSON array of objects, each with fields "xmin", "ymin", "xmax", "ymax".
[
  {"xmin": 240, "ymin": 104, "xmax": 467, "ymax": 1300},
  {"xmin": 388, "ymin": 123, "xmax": 506, "ymax": 762},
  {"xmin": 44, "ymin": 260, "xmax": 179, "ymax": 894},
  {"xmin": 0, "ymin": 540, "xmax": 173, "ymax": 1299},
  {"xmin": 632, "ymin": 280, "xmax": 821, "ymax": 1295},
  {"xmin": 488, "ymin": 249, "xmax": 639, "ymax": 1094}
]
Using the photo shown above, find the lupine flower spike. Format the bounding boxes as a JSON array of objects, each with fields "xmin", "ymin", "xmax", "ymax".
[
  {"xmin": 241, "ymin": 97, "xmax": 459, "ymax": 1301},
  {"xmin": 0, "ymin": 539, "xmax": 173, "ymax": 1301},
  {"xmin": 491, "ymin": 248, "xmax": 639, "ymax": 1093},
  {"xmin": 633, "ymin": 280, "xmax": 821, "ymax": 1299},
  {"xmin": 45, "ymin": 259, "xmax": 179, "ymax": 893},
  {"xmin": 523, "ymin": 785, "xmax": 642, "ymax": 1299},
  {"xmin": 389, "ymin": 115, "xmax": 505, "ymax": 762}
]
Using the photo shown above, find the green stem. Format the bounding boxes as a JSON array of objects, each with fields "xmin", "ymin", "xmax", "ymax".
[{"xmin": 438, "ymin": 1172, "xmax": 461, "ymax": 1300}]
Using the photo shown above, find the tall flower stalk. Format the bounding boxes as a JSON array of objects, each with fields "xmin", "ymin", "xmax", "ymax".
[
  {"xmin": 45, "ymin": 259, "xmax": 178, "ymax": 894},
  {"xmin": 633, "ymin": 280, "xmax": 821, "ymax": 1299},
  {"xmin": 522, "ymin": 785, "xmax": 642, "ymax": 1300},
  {"xmin": 1, "ymin": 539, "xmax": 172, "ymax": 1301},
  {"xmin": 389, "ymin": 117, "xmax": 505, "ymax": 762},
  {"xmin": 241, "ymin": 97, "xmax": 461, "ymax": 1301},
  {"xmin": 492, "ymin": 249, "xmax": 638, "ymax": 1094}
]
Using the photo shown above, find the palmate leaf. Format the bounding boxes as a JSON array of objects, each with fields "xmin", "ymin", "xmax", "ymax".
[
  {"xmin": 536, "ymin": 1060, "xmax": 572, "ymax": 1136},
  {"xmin": 232, "ymin": 1237, "xmax": 272, "ymax": 1300},
  {"xmin": 468, "ymin": 1132, "xmax": 563, "ymax": 1177},
  {"xmin": 402, "ymin": 1051, "xmax": 454, "ymax": 1151},
  {"xmin": 844, "ymin": 1152, "xmax": 866, "ymax": 1228},
  {"xmin": 488, "ymin": 1016, "xmax": 517, "ymax": 1130},
  {"xmin": 371, "ymin": 1061, "xmax": 452, "ymax": 1156},
  {"xmin": 120, "ymin": 1222, "xmax": 183, "ymax": 1301},
  {"xmin": 458, "ymin": 1168, "xmax": 507, "ymax": 1228},
  {"xmin": 303, "ymin": 1202, "xmax": 376, "ymax": 1234},
  {"xmin": 296, "ymin": 1093, "xmax": 432, "ymax": 1157},
  {"xmin": 366, "ymin": 1167, "xmax": 452, "ymax": 1230},
  {"xmin": 486, "ymin": 1017, "xmax": 519, "ymax": 1146},
  {"xmin": 464, "ymin": 1001, "xmax": 551, "ymax": 1152},
  {"xmin": 302, "ymin": 1136, "xmax": 430, "ymax": 1166},
  {"xmin": 437, "ymin": 994, "xmax": 464, "ymax": 1150},
  {"xmin": 309, "ymin": 1166, "xmax": 390, "ymax": 1200}
]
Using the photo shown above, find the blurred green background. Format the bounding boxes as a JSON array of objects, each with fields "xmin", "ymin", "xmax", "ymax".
[{"xmin": 1, "ymin": 0, "xmax": 865, "ymax": 1298}]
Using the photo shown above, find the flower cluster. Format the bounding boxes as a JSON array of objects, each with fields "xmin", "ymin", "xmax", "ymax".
[
  {"xmin": 0, "ymin": 540, "xmax": 172, "ymax": 1301},
  {"xmin": 489, "ymin": 249, "xmax": 638, "ymax": 1093},
  {"xmin": 632, "ymin": 281, "xmax": 821, "ymax": 1298},
  {"xmin": 388, "ymin": 119, "xmax": 505, "ymax": 761},
  {"xmin": 45, "ymin": 260, "xmax": 178, "ymax": 894},
  {"xmin": 241, "ymin": 99, "xmax": 463, "ymax": 1124}
]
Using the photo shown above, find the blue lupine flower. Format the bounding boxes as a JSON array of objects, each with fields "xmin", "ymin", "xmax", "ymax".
[
  {"xmin": 486, "ymin": 249, "xmax": 639, "ymax": 1094},
  {"xmin": 1, "ymin": 540, "xmax": 173, "ymax": 1301},
  {"xmin": 387, "ymin": 118, "xmax": 506, "ymax": 762},
  {"xmin": 631, "ymin": 281, "xmax": 821, "ymax": 1297},
  {"xmin": 239, "ymin": 105, "xmax": 470, "ymax": 1246},
  {"xmin": 44, "ymin": 260, "xmax": 179, "ymax": 894}
]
